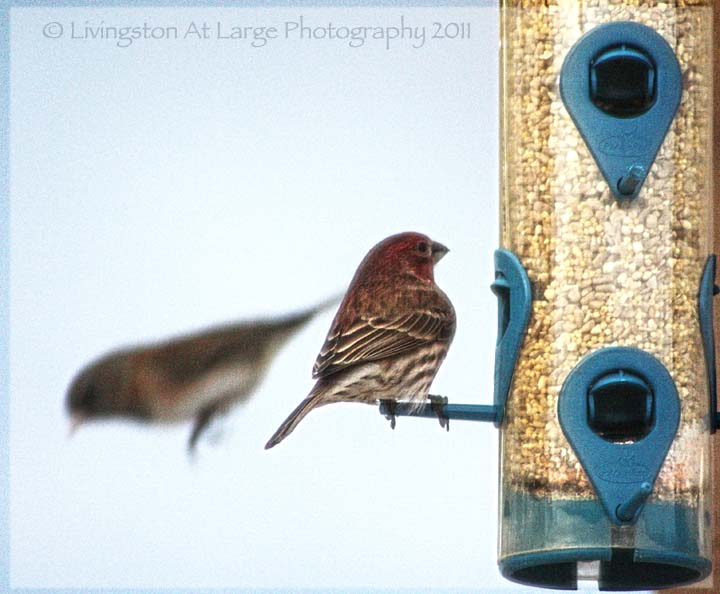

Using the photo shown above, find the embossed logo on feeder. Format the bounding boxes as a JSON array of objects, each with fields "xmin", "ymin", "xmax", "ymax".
[{"xmin": 597, "ymin": 131, "xmax": 649, "ymax": 157}]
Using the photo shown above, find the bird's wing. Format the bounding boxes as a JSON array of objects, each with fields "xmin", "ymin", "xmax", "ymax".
[{"xmin": 312, "ymin": 308, "xmax": 454, "ymax": 378}]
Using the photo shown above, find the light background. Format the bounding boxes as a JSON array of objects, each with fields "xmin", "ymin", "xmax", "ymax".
[{"xmin": 7, "ymin": 4, "xmax": 614, "ymax": 592}]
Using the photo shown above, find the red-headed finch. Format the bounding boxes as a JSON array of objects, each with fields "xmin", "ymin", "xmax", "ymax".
[
  {"xmin": 66, "ymin": 297, "xmax": 338, "ymax": 451},
  {"xmin": 265, "ymin": 232, "xmax": 456, "ymax": 449}
]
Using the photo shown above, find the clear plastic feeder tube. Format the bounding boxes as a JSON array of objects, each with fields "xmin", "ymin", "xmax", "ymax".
[{"xmin": 498, "ymin": 1, "xmax": 714, "ymax": 589}]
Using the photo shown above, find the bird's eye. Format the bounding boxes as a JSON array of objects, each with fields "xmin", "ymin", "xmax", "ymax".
[{"xmin": 417, "ymin": 241, "xmax": 429, "ymax": 254}]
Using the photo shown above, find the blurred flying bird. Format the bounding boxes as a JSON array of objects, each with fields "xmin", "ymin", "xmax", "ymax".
[
  {"xmin": 67, "ymin": 296, "xmax": 339, "ymax": 451},
  {"xmin": 265, "ymin": 231, "xmax": 456, "ymax": 449}
]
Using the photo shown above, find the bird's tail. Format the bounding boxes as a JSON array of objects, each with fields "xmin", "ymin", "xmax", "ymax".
[{"xmin": 265, "ymin": 394, "xmax": 322, "ymax": 449}]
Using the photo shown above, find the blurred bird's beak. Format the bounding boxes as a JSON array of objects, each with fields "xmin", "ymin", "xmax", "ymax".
[
  {"xmin": 431, "ymin": 241, "xmax": 449, "ymax": 264},
  {"xmin": 69, "ymin": 414, "xmax": 85, "ymax": 437}
]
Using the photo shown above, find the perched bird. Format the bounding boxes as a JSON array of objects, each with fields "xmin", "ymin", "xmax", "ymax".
[
  {"xmin": 66, "ymin": 297, "xmax": 338, "ymax": 450},
  {"xmin": 265, "ymin": 231, "xmax": 456, "ymax": 449}
]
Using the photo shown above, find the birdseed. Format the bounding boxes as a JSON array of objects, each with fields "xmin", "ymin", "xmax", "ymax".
[{"xmin": 499, "ymin": 0, "xmax": 714, "ymax": 504}]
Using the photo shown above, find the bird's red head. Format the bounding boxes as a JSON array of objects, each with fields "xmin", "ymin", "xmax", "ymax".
[{"xmin": 358, "ymin": 232, "xmax": 449, "ymax": 283}]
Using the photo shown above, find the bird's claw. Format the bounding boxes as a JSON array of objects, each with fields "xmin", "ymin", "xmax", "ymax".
[
  {"xmin": 429, "ymin": 395, "xmax": 449, "ymax": 431},
  {"xmin": 381, "ymin": 399, "xmax": 397, "ymax": 430}
]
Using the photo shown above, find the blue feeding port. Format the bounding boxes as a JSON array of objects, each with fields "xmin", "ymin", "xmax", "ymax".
[
  {"xmin": 558, "ymin": 347, "xmax": 680, "ymax": 526},
  {"xmin": 559, "ymin": 22, "xmax": 682, "ymax": 202},
  {"xmin": 498, "ymin": 341, "xmax": 711, "ymax": 590}
]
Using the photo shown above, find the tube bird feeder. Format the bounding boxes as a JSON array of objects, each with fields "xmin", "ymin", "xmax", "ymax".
[{"xmin": 381, "ymin": 1, "xmax": 716, "ymax": 590}]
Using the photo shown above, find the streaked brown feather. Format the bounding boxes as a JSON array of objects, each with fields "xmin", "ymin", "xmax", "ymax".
[
  {"xmin": 265, "ymin": 232, "xmax": 456, "ymax": 449},
  {"xmin": 312, "ymin": 278, "xmax": 455, "ymax": 379}
]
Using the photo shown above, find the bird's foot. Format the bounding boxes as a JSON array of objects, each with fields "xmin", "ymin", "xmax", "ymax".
[
  {"xmin": 381, "ymin": 399, "xmax": 397, "ymax": 430},
  {"xmin": 429, "ymin": 395, "xmax": 449, "ymax": 431}
]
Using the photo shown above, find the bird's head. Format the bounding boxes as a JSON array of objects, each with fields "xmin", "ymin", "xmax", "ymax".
[
  {"xmin": 361, "ymin": 231, "xmax": 449, "ymax": 283},
  {"xmin": 66, "ymin": 353, "xmax": 148, "ymax": 432}
]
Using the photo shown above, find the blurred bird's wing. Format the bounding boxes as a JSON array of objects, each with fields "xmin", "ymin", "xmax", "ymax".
[{"xmin": 312, "ymin": 308, "xmax": 454, "ymax": 378}]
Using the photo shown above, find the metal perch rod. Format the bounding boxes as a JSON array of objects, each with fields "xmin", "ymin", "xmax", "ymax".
[{"xmin": 378, "ymin": 400, "xmax": 498, "ymax": 423}]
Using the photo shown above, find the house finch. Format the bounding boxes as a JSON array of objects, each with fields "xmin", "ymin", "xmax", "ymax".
[
  {"xmin": 265, "ymin": 231, "xmax": 455, "ymax": 449},
  {"xmin": 66, "ymin": 296, "xmax": 338, "ymax": 451}
]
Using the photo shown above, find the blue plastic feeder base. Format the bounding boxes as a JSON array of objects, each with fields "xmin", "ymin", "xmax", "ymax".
[
  {"xmin": 499, "ymin": 491, "xmax": 710, "ymax": 590},
  {"xmin": 500, "ymin": 548, "xmax": 710, "ymax": 591}
]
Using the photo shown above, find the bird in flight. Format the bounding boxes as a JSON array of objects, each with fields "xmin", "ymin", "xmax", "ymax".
[{"xmin": 67, "ymin": 297, "xmax": 338, "ymax": 451}]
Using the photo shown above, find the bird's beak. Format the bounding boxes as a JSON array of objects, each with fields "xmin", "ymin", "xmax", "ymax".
[
  {"xmin": 69, "ymin": 414, "xmax": 85, "ymax": 437},
  {"xmin": 431, "ymin": 241, "xmax": 449, "ymax": 264}
]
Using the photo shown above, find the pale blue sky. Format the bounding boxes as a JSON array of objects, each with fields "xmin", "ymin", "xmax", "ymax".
[{"xmin": 7, "ymin": 5, "xmax": 606, "ymax": 592}]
